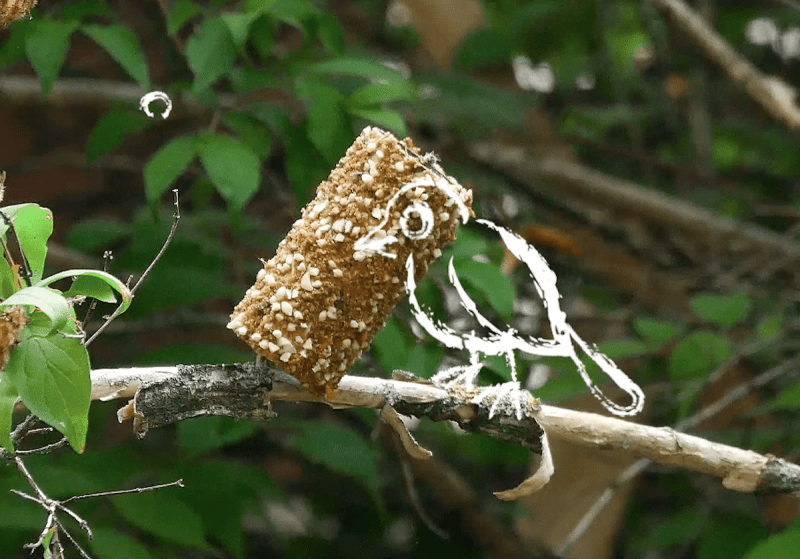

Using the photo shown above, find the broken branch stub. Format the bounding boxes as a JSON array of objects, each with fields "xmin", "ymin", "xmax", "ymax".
[{"xmin": 228, "ymin": 127, "xmax": 475, "ymax": 397}]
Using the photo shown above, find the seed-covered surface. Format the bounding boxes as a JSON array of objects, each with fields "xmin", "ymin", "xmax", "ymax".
[{"xmin": 228, "ymin": 127, "xmax": 474, "ymax": 397}]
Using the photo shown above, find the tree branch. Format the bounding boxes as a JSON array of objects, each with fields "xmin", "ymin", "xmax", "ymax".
[{"xmin": 91, "ymin": 363, "xmax": 800, "ymax": 495}]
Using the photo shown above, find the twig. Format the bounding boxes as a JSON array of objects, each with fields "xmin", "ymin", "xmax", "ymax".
[
  {"xmin": 85, "ymin": 190, "xmax": 180, "ymax": 346},
  {"xmin": 556, "ymin": 352, "xmax": 800, "ymax": 554},
  {"xmin": 648, "ymin": 0, "xmax": 800, "ymax": 131},
  {"xmin": 89, "ymin": 363, "xmax": 800, "ymax": 495}
]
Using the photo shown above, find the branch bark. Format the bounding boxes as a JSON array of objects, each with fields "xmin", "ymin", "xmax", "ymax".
[
  {"xmin": 648, "ymin": 0, "xmax": 800, "ymax": 131},
  {"xmin": 91, "ymin": 363, "xmax": 800, "ymax": 495}
]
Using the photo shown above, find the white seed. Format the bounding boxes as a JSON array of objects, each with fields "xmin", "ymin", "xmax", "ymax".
[
  {"xmin": 292, "ymin": 289, "xmax": 299, "ymax": 299},
  {"xmin": 350, "ymin": 320, "xmax": 358, "ymax": 328},
  {"xmin": 300, "ymin": 350, "xmax": 308, "ymax": 358},
  {"xmin": 376, "ymin": 149, "xmax": 384, "ymax": 158},
  {"xmin": 344, "ymin": 220, "xmax": 353, "ymax": 233},
  {"xmin": 312, "ymin": 280, "xmax": 322, "ymax": 288},
  {"xmin": 271, "ymin": 302, "xmax": 281, "ymax": 312},
  {"xmin": 376, "ymin": 293, "xmax": 384, "ymax": 299},
  {"xmin": 372, "ymin": 306, "xmax": 378, "ymax": 313},
  {"xmin": 358, "ymin": 321, "xmax": 366, "ymax": 331},
  {"xmin": 440, "ymin": 212, "xmax": 450, "ymax": 221},
  {"xmin": 367, "ymin": 141, "xmax": 377, "ymax": 151},
  {"xmin": 280, "ymin": 352, "xmax": 291, "ymax": 362},
  {"xmin": 249, "ymin": 289, "xmax": 260, "ymax": 297},
  {"xmin": 282, "ymin": 342, "xmax": 297, "ymax": 354},
  {"xmin": 433, "ymin": 248, "xmax": 442, "ymax": 257},
  {"xmin": 275, "ymin": 313, "xmax": 283, "ymax": 320},
  {"xmin": 276, "ymin": 286, "xmax": 287, "ymax": 300},
  {"xmin": 281, "ymin": 301, "xmax": 293, "ymax": 315},
  {"xmin": 295, "ymin": 335, "xmax": 303, "ymax": 344},
  {"xmin": 353, "ymin": 251, "xmax": 366, "ymax": 262},
  {"xmin": 333, "ymin": 219, "xmax": 346, "ymax": 232},
  {"xmin": 310, "ymin": 267, "xmax": 320, "ymax": 276},
  {"xmin": 342, "ymin": 339, "xmax": 352, "ymax": 348},
  {"xmin": 352, "ymin": 227, "xmax": 361, "ymax": 235},
  {"xmin": 250, "ymin": 333, "xmax": 262, "ymax": 342},
  {"xmin": 293, "ymin": 311, "xmax": 302, "ymax": 320},
  {"xmin": 333, "ymin": 268, "xmax": 343, "ymax": 277},
  {"xmin": 259, "ymin": 340, "xmax": 269, "ymax": 350},
  {"xmin": 316, "ymin": 239, "xmax": 326, "ymax": 246},
  {"xmin": 257, "ymin": 269, "xmax": 266, "ymax": 281},
  {"xmin": 371, "ymin": 208, "xmax": 381, "ymax": 220},
  {"xmin": 301, "ymin": 271, "xmax": 313, "ymax": 291},
  {"xmin": 334, "ymin": 233, "xmax": 345, "ymax": 242},
  {"xmin": 394, "ymin": 162, "xmax": 404, "ymax": 172},
  {"xmin": 297, "ymin": 262, "xmax": 306, "ymax": 272},
  {"xmin": 361, "ymin": 173, "xmax": 374, "ymax": 184},
  {"xmin": 319, "ymin": 310, "xmax": 327, "ymax": 321},
  {"xmin": 277, "ymin": 336, "xmax": 292, "ymax": 347},
  {"xmin": 287, "ymin": 323, "xmax": 296, "ymax": 332},
  {"xmin": 303, "ymin": 339, "xmax": 313, "ymax": 350},
  {"xmin": 237, "ymin": 326, "xmax": 247, "ymax": 336},
  {"xmin": 272, "ymin": 329, "xmax": 282, "ymax": 338},
  {"xmin": 391, "ymin": 276, "xmax": 399, "ymax": 283},
  {"xmin": 328, "ymin": 259, "xmax": 336, "ymax": 268}
]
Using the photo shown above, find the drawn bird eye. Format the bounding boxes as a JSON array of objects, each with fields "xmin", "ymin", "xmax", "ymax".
[{"xmin": 400, "ymin": 201, "xmax": 434, "ymax": 240}]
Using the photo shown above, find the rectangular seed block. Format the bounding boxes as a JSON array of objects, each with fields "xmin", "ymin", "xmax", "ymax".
[{"xmin": 228, "ymin": 126, "xmax": 474, "ymax": 397}]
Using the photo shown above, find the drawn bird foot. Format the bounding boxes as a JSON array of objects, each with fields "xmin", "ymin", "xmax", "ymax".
[
  {"xmin": 471, "ymin": 381, "xmax": 529, "ymax": 421},
  {"xmin": 430, "ymin": 361, "xmax": 484, "ymax": 391}
]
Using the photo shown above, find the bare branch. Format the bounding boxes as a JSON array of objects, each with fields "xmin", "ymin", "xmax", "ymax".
[
  {"xmin": 648, "ymin": 0, "xmax": 800, "ymax": 131},
  {"xmin": 90, "ymin": 363, "xmax": 800, "ymax": 495}
]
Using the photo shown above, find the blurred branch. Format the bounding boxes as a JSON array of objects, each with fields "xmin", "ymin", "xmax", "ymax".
[
  {"xmin": 648, "ymin": 0, "xmax": 800, "ymax": 131},
  {"xmin": 90, "ymin": 363, "xmax": 800, "ymax": 495}
]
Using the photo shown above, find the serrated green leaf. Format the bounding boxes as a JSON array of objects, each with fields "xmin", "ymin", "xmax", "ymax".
[
  {"xmin": 91, "ymin": 528, "xmax": 156, "ymax": 559},
  {"xmin": 144, "ymin": 135, "xmax": 198, "ymax": 204},
  {"xmin": 178, "ymin": 416, "xmax": 257, "ymax": 457},
  {"xmin": 38, "ymin": 270, "xmax": 132, "ymax": 314},
  {"xmin": 221, "ymin": 112, "xmax": 272, "ymax": 159},
  {"xmin": 597, "ymin": 337, "xmax": 650, "ymax": 359},
  {"xmin": 634, "ymin": 316, "xmax": 683, "ymax": 348},
  {"xmin": 348, "ymin": 81, "xmax": 415, "ymax": 108},
  {"xmin": 1, "ymin": 203, "xmax": 53, "ymax": 284},
  {"xmin": 5, "ymin": 331, "xmax": 90, "ymax": 452},
  {"xmin": 87, "ymin": 109, "xmax": 151, "ymax": 163},
  {"xmin": 0, "ymin": 375, "xmax": 18, "ymax": 452},
  {"xmin": 167, "ymin": 0, "xmax": 201, "ymax": 35},
  {"xmin": 452, "ymin": 257, "xmax": 516, "ymax": 322},
  {"xmin": 1, "ymin": 287, "xmax": 69, "ymax": 333},
  {"xmin": 114, "ymin": 491, "xmax": 209, "ymax": 549},
  {"xmin": 289, "ymin": 419, "xmax": 380, "ymax": 496},
  {"xmin": 668, "ymin": 330, "xmax": 734, "ymax": 380},
  {"xmin": 348, "ymin": 107, "xmax": 407, "ymax": 137},
  {"xmin": 186, "ymin": 17, "xmax": 236, "ymax": 90},
  {"xmin": 221, "ymin": 12, "xmax": 259, "ymax": 53},
  {"xmin": 690, "ymin": 291, "xmax": 752, "ymax": 328},
  {"xmin": 305, "ymin": 56, "xmax": 405, "ymax": 82},
  {"xmin": 24, "ymin": 20, "xmax": 78, "ymax": 95},
  {"xmin": 196, "ymin": 132, "xmax": 260, "ymax": 212},
  {"xmin": 81, "ymin": 25, "xmax": 150, "ymax": 88},
  {"xmin": 295, "ymin": 76, "xmax": 351, "ymax": 164}
]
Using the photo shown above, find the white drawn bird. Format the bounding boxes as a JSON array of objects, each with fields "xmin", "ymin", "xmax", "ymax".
[{"xmin": 355, "ymin": 160, "xmax": 644, "ymax": 422}]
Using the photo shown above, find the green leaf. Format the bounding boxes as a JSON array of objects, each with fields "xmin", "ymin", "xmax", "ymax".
[
  {"xmin": 304, "ymin": 56, "xmax": 406, "ymax": 82},
  {"xmin": 66, "ymin": 217, "xmax": 132, "ymax": 253},
  {"xmin": 405, "ymin": 343, "xmax": 445, "ymax": 379},
  {"xmin": 1, "ymin": 203, "xmax": 54, "ymax": 283},
  {"xmin": 178, "ymin": 416, "xmax": 257, "ymax": 457},
  {"xmin": 221, "ymin": 111, "xmax": 272, "ymax": 159},
  {"xmin": 315, "ymin": 12, "xmax": 345, "ymax": 55},
  {"xmin": 282, "ymin": 121, "xmax": 328, "ymax": 206},
  {"xmin": 455, "ymin": 28, "xmax": 516, "ymax": 70},
  {"xmin": 38, "ymin": 270, "xmax": 132, "ymax": 314},
  {"xmin": 756, "ymin": 313, "xmax": 782, "ymax": 342},
  {"xmin": 114, "ymin": 490, "xmax": 209, "ymax": 549},
  {"xmin": 196, "ymin": 132, "xmax": 261, "ymax": 212},
  {"xmin": 81, "ymin": 25, "xmax": 150, "ymax": 88},
  {"xmin": 1, "ymin": 287, "xmax": 69, "ymax": 333},
  {"xmin": 348, "ymin": 107, "xmax": 407, "ymax": 138},
  {"xmin": 597, "ymin": 338, "xmax": 650, "ymax": 359},
  {"xmin": 144, "ymin": 135, "xmax": 198, "ymax": 204},
  {"xmin": 295, "ymin": 76, "xmax": 351, "ymax": 164},
  {"xmin": 63, "ymin": 275, "xmax": 118, "ymax": 304},
  {"xmin": 186, "ymin": 16, "xmax": 236, "ymax": 91},
  {"xmin": 741, "ymin": 524, "xmax": 800, "ymax": 559},
  {"xmin": 5, "ymin": 330, "xmax": 91, "ymax": 452},
  {"xmin": 91, "ymin": 528, "xmax": 156, "ymax": 559},
  {"xmin": 668, "ymin": 330, "xmax": 735, "ymax": 380},
  {"xmin": 697, "ymin": 514, "xmax": 769, "ymax": 559},
  {"xmin": 761, "ymin": 378, "xmax": 800, "ymax": 412},
  {"xmin": 0, "ymin": 375, "xmax": 18, "ymax": 452},
  {"xmin": 167, "ymin": 0, "xmax": 202, "ymax": 35},
  {"xmin": 288, "ymin": 419, "xmax": 380, "ymax": 496},
  {"xmin": 87, "ymin": 109, "xmax": 151, "ymax": 163},
  {"xmin": 690, "ymin": 292, "xmax": 752, "ymax": 328},
  {"xmin": 348, "ymin": 81, "xmax": 415, "ymax": 108},
  {"xmin": 452, "ymin": 257, "xmax": 516, "ymax": 322},
  {"xmin": 221, "ymin": 12, "xmax": 259, "ymax": 54},
  {"xmin": 24, "ymin": 20, "xmax": 78, "ymax": 95},
  {"xmin": 245, "ymin": 0, "xmax": 318, "ymax": 28},
  {"xmin": 371, "ymin": 317, "xmax": 409, "ymax": 374},
  {"xmin": 634, "ymin": 316, "xmax": 683, "ymax": 349}
]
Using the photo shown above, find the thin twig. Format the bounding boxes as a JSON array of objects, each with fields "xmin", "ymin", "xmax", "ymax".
[
  {"xmin": 85, "ymin": 190, "xmax": 180, "ymax": 346},
  {"xmin": 62, "ymin": 478, "xmax": 184, "ymax": 503}
]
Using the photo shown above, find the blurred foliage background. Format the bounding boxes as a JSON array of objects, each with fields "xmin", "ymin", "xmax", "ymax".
[{"xmin": 1, "ymin": 0, "xmax": 800, "ymax": 557}]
